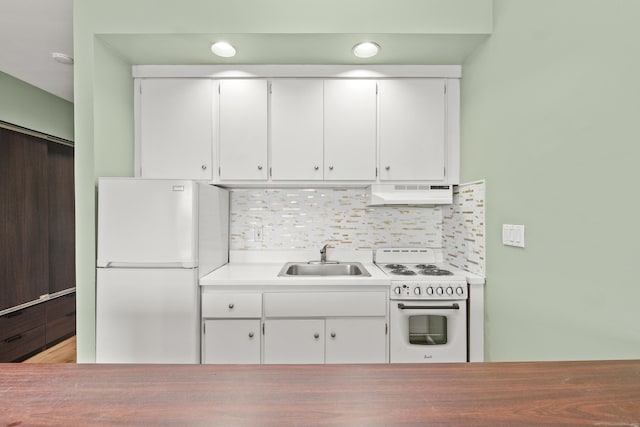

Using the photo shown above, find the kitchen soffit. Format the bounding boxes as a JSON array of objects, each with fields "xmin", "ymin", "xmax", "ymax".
[{"xmin": 98, "ymin": 33, "xmax": 489, "ymax": 65}]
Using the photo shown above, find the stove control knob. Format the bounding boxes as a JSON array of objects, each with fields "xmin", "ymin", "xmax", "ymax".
[
  {"xmin": 394, "ymin": 286, "xmax": 402, "ymax": 295},
  {"xmin": 413, "ymin": 287, "xmax": 422, "ymax": 296},
  {"xmin": 456, "ymin": 287, "xmax": 465, "ymax": 296},
  {"xmin": 426, "ymin": 287, "xmax": 434, "ymax": 296},
  {"xmin": 446, "ymin": 287, "xmax": 454, "ymax": 296},
  {"xmin": 436, "ymin": 287, "xmax": 444, "ymax": 296}
]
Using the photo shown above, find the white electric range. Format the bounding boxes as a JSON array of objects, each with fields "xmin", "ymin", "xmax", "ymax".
[{"xmin": 374, "ymin": 247, "xmax": 468, "ymax": 363}]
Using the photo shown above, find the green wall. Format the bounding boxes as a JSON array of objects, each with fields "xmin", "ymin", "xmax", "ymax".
[
  {"xmin": 461, "ymin": 0, "xmax": 640, "ymax": 360},
  {"xmin": 0, "ymin": 71, "xmax": 74, "ymax": 141}
]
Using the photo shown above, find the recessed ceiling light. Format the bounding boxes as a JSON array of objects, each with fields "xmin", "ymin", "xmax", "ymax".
[
  {"xmin": 51, "ymin": 52, "xmax": 74, "ymax": 65},
  {"xmin": 211, "ymin": 41, "xmax": 237, "ymax": 58},
  {"xmin": 352, "ymin": 42, "xmax": 380, "ymax": 58}
]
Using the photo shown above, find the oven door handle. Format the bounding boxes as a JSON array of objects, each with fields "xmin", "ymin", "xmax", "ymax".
[{"xmin": 397, "ymin": 303, "xmax": 460, "ymax": 310}]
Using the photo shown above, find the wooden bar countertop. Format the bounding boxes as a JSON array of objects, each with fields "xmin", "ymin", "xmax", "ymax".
[{"xmin": 1, "ymin": 360, "xmax": 639, "ymax": 426}]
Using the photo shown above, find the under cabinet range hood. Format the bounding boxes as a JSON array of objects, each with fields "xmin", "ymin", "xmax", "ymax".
[{"xmin": 367, "ymin": 184, "xmax": 453, "ymax": 206}]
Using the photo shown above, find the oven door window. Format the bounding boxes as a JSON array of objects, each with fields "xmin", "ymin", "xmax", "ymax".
[{"xmin": 408, "ymin": 315, "xmax": 447, "ymax": 345}]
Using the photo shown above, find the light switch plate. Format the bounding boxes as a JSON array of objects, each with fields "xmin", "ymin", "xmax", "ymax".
[{"xmin": 502, "ymin": 224, "xmax": 525, "ymax": 247}]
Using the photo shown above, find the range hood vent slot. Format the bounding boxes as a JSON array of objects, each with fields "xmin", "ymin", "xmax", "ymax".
[{"xmin": 367, "ymin": 184, "xmax": 453, "ymax": 206}]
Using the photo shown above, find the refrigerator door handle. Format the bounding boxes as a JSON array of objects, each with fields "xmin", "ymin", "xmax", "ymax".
[{"xmin": 97, "ymin": 261, "xmax": 198, "ymax": 269}]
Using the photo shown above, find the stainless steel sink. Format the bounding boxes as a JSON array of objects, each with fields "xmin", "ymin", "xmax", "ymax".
[{"xmin": 278, "ymin": 262, "xmax": 371, "ymax": 277}]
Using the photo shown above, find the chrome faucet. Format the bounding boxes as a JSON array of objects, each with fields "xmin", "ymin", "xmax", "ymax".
[{"xmin": 320, "ymin": 244, "xmax": 329, "ymax": 263}]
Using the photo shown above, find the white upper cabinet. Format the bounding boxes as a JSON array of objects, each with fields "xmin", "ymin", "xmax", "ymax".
[
  {"xmin": 270, "ymin": 79, "xmax": 324, "ymax": 181},
  {"xmin": 324, "ymin": 80, "xmax": 377, "ymax": 181},
  {"xmin": 218, "ymin": 79, "xmax": 268, "ymax": 181},
  {"xmin": 133, "ymin": 66, "xmax": 460, "ymax": 186},
  {"xmin": 138, "ymin": 78, "xmax": 213, "ymax": 180},
  {"xmin": 379, "ymin": 79, "xmax": 446, "ymax": 181}
]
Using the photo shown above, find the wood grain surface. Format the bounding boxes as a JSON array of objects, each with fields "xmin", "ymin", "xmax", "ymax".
[{"xmin": 1, "ymin": 360, "xmax": 639, "ymax": 426}]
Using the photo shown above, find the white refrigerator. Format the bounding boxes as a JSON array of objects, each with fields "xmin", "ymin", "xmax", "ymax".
[{"xmin": 96, "ymin": 178, "xmax": 229, "ymax": 363}]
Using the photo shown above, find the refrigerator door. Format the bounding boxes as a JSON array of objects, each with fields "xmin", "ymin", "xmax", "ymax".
[
  {"xmin": 96, "ymin": 268, "xmax": 200, "ymax": 363},
  {"xmin": 97, "ymin": 178, "xmax": 198, "ymax": 267}
]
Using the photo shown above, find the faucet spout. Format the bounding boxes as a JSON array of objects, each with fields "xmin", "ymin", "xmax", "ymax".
[{"xmin": 320, "ymin": 244, "xmax": 329, "ymax": 263}]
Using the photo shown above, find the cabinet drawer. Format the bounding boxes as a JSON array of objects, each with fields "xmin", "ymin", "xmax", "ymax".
[
  {"xmin": 202, "ymin": 293, "xmax": 262, "ymax": 318},
  {"xmin": 46, "ymin": 311, "xmax": 76, "ymax": 345},
  {"xmin": 0, "ymin": 304, "xmax": 46, "ymax": 341},
  {"xmin": 46, "ymin": 293, "xmax": 76, "ymax": 319},
  {"xmin": 0, "ymin": 324, "xmax": 46, "ymax": 362},
  {"xmin": 264, "ymin": 292, "xmax": 387, "ymax": 317}
]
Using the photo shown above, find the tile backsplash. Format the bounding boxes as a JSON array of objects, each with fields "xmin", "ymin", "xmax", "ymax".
[
  {"xmin": 229, "ymin": 183, "xmax": 486, "ymax": 277},
  {"xmin": 442, "ymin": 181, "xmax": 486, "ymax": 277},
  {"xmin": 230, "ymin": 188, "xmax": 443, "ymax": 250}
]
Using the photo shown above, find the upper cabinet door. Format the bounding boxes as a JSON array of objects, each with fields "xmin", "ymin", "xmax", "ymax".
[
  {"xmin": 218, "ymin": 79, "xmax": 268, "ymax": 181},
  {"xmin": 324, "ymin": 80, "xmax": 377, "ymax": 181},
  {"xmin": 270, "ymin": 79, "xmax": 324, "ymax": 181},
  {"xmin": 379, "ymin": 79, "xmax": 446, "ymax": 181},
  {"xmin": 139, "ymin": 78, "xmax": 213, "ymax": 180}
]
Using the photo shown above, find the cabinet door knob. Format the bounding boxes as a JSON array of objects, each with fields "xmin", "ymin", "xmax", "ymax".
[
  {"xmin": 330, "ymin": 332, "xmax": 336, "ymax": 338},
  {"xmin": 257, "ymin": 165, "xmax": 263, "ymax": 170},
  {"xmin": 228, "ymin": 303, "xmax": 234, "ymax": 309},
  {"xmin": 328, "ymin": 166, "xmax": 334, "ymax": 170},
  {"xmin": 248, "ymin": 332, "xmax": 254, "ymax": 338},
  {"xmin": 314, "ymin": 333, "xmax": 320, "ymax": 339},
  {"xmin": 201, "ymin": 164, "xmax": 207, "ymax": 170},
  {"xmin": 314, "ymin": 166, "xmax": 319, "ymax": 170},
  {"xmin": 385, "ymin": 165, "xmax": 390, "ymax": 170}
]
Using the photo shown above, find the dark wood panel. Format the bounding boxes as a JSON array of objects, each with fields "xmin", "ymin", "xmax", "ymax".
[
  {"xmin": 0, "ymin": 303, "xmax": 46, "ymax": 341},
  {"xmin": 45, "ymin": 293, "xmax": 76, "ymax": 345},
  {"xmin": 45, "ymin": 292, "xmax": 76, "ymax": 319},
  {"xmin": 47, "ymin": 142, "xmax": 75, "ymax": 293},
  {"xmin": 1, "ymin": 361, "xmax": 639, "ymax": 426},
  {"xmin": 0, "ymin": 127, "xmax": 49, "ymax": 310},
  {"xmin": 0, "ymin": 324, "xmax": 45, "ymax": 362}
]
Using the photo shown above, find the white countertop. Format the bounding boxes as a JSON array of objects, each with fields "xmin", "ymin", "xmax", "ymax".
[
  {"xmin": 200, "ymin": 262, "xmax": 391, "ymax": 287},
  {"xmin": 200, "ymin": 261, "xmax": 391, "ymax": 287},
  {"xmin": 199, "ymin": 250, "xmax": 485, "ymax": 287}
]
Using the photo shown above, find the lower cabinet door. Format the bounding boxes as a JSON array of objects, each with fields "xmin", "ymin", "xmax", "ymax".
[
  {"xmin": 203, "ymin": 319, "xmax": 260, "ymax": 364},
  {"xmin": 263, "ymin": 319, "xmax": 324, "ymax": 364},
  {"xmin": 325, "ymin": 317, "xmax": 387, "ymax": 364}
]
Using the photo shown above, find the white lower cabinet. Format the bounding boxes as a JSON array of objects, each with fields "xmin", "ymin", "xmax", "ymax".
[
  {"xmin": 203, "ymin": 319, "xmax": 260, "ymax": 364},
  {"xmin": 202, "ymin": 289, "xmax": 389, "ymax": 364},
  {"xmin": 325, "ymin": 317, "xmax": 387, "ymax": 364},
  {"xmin": 201, "ymin": 292, "xmax": 262, "ymax": 364},
  {"xmin": 262, "ymin": 291, "xmax": 388, "ymax": 364},
  {"xmin": 263, "ymin": 319, "xmax": 325, "ymax": 364}
]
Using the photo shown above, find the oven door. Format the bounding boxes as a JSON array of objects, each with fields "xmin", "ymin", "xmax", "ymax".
[{"xmin": 390, "ymin": 300, "xmax": 467, "ymax": 363}]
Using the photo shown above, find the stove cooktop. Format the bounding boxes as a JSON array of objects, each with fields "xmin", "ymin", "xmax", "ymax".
[
  {"xmin": 384, "ymin": 263, "xmax": 455, "ymax": 277},
  {"xmin": 374, "ymin": 247, "xmax": 468, "ymax": 300}
]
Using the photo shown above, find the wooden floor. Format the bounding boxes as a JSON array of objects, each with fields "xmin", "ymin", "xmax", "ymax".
[{"xmin": 23, "ymin": 336, "xmax": 76, "ymax": 363}]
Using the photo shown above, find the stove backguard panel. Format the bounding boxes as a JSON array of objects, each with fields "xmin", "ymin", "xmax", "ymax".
[
  {"xmin": 442, "ymin": 180, "xmax": 486, "ymax": 277},
  {"xmin": 230, "ymin": 188, "xmax": 443, "ymax": 250}
]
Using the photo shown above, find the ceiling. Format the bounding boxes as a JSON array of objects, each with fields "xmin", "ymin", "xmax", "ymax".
[
  {"xmin": 0, "ymin": 1, "xmax": 488, "ymax": 105},
  {"xmin": 0, "ymin": 0, "xmax": 73, "ymax": 102},
  {"xmin": 100, "ymin": 33, "xmax": 486, "ymax": 66}
]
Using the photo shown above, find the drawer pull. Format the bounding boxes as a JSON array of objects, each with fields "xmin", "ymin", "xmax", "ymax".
[
  {"xmin": 5, "ymin": 334, "xmax": 23, "ymax": 343},
  {"xmin": 314, "ymin": 333, "xmax": 320, "ymax": 339},
  {"xmin": 330, "ymin": 332, "xmax": 336, "ymax": 338},
  {"xmin": 228, "ymin": 303, "xmax": 234, "ymax": 309},
  {"xmin": 248, "ymin": 332, "xmax": 254, "ymax": 338}
]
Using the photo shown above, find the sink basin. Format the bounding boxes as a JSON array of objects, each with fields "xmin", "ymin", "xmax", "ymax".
[{"xmin": 278, "ymin": 262, "xmax": 371, "ymax": 277}]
